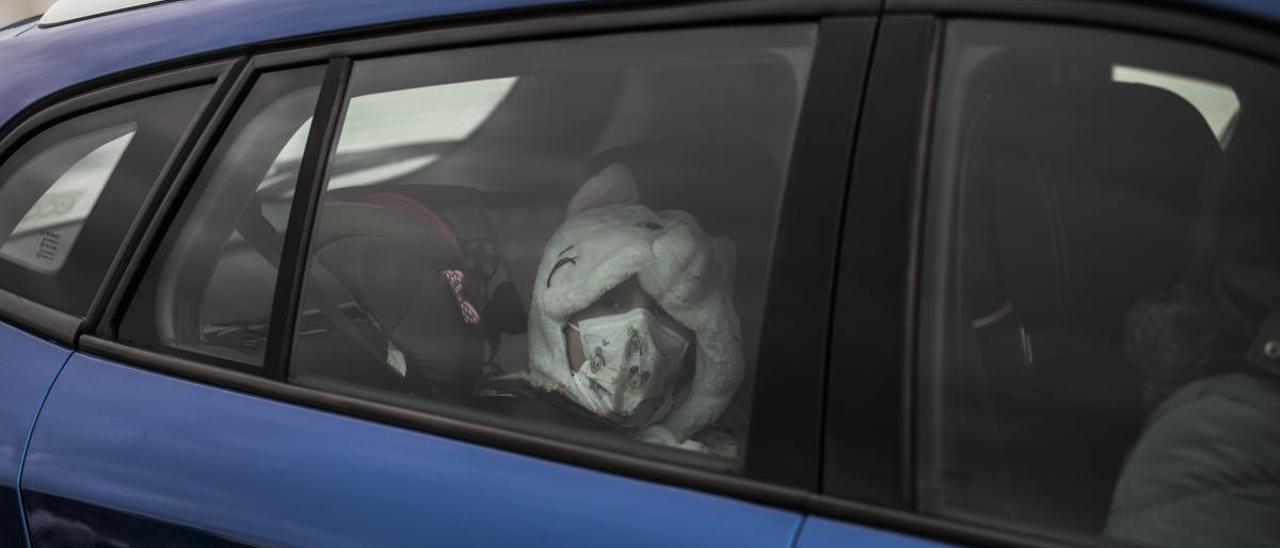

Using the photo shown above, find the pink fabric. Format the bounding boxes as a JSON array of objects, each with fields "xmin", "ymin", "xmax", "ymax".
[
  {"xmin": 440, "ymin": 269, "xmax": 482, "ymax": 325},
  {"xmin": 358, "ymin": 193, "xmax": 464, "ymax": 259},
  {"xmin": 566, "ymin": 165, "xmax": 638, "ymax": 215}
]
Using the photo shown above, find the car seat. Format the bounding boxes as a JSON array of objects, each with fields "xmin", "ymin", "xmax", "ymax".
[
  {"xmin": 291, "ymin": 193, "xmax": 490, "ymax": 400},
  {"xmin": 948, "ymin": 52, "xmax": 1221, "ymax": 533}
]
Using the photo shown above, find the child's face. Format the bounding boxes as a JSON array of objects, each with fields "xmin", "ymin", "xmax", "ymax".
[{"xmin": 563, "ymin": 277, "xmax": 690, "ymax": 373}]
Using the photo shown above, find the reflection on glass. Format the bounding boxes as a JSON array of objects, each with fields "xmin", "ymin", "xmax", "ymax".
[{"xmin": 0, "ymin": 124, "xmax": 136, "ymax": 274}]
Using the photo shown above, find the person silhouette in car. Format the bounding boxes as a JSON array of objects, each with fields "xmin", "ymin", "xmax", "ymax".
[{"xmin": 487, "ymin": 164, "xmax": 745, "ymax": 456}]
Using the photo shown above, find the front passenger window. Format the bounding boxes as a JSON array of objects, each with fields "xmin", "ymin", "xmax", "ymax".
[{"xmin": 919, "ymin": 20, "xmax": 1280, "ymax": 547}]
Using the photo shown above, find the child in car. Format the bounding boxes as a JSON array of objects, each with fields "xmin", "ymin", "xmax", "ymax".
[{"xmin": 483, "ymin": 164, "xmax": 745, "ymax": 456}]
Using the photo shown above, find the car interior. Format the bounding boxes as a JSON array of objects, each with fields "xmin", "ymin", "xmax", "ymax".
[
  {"xmin": 136, "ymin": 26, "xmax": 814, "ymax": 464},
  {"xmin": 929, "ymin": 24, "xmax": 1280, "ymax": 537},
  {"xmin": 133, "ymin": 69, "xmax": 326, "ymax": 366}
]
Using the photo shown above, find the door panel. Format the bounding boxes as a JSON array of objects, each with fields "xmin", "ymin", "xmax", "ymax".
[
  {"xmin": 23, "ymin": 490, "xmax": 243, "ymax": 547},
  {"xmin": 793, "ymin": 516, "xmax": 941, "ymax": 548},
  {"xmin": 0, "ymin": 320, "xmax": 71, "ymax": 547},
  {"xmin": 21, "ymin": 353, "xmax": 803, "ymax": 547}
]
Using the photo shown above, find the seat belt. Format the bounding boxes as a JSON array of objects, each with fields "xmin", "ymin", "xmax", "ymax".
[
  {"xmin": 235, "ymin": 201, "xmax": 399, "ymax": 375},
  {"xmin": 1244, "ymin": 306, "xmax": 1280, "ymax": 380}
]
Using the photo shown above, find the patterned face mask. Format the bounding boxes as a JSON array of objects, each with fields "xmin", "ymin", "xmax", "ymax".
[{"xmin": 566, "ymin": 308, "xmax": 691, "ymax": 428}]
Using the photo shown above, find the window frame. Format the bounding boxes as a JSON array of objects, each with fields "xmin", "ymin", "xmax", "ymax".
[
  {"xmin": 0, "ymin": 60, "xmax": 233, "ymax": 345},
  {"xmin": 821, "ymin": 1, "xmax": 1280, "ymax": 547},
  {"xmin": 261, "ymin": 57, "xmax": 350, "ymax": 381},
  {"xmin": 821, "ymin": 14, "xmax": 939, "ymax": 511},
  {"xmin": 89, "ymin": 0, "xmax": 876, "ymax": 527},
  {"xmin": 111, "ymin": 63, "xmax": 331, "ymax": 375}
]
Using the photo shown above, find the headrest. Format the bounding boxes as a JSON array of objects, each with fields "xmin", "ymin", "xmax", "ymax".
[
  {"xmin": 965, "ymin": 78, "xmax": 1220, "ymax": 338},
  {"xmin": 1206, "ymin": 132, "xmax": 1280, "ymax": 345},
  {"xmin": 585, "ymin": 133, "xmax": 782, "ymax": 237},
  {"xmin": 311, "ymin": 195, "xmax": 483, "ymax": 395}
]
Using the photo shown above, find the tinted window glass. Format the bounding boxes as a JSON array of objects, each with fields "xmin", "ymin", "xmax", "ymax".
[
  {"xmin": 0, "ymin": 86, "xmax": 210, "ymax": 314},
  {"xmin": 289, "ymin": 26, "xmax": 814, "ymax": 469},
  {"xmin": 2, "ymin": 125, "xmax": 135, "ymax": 274},
  {"xmin": 920, "ymin": 20, "xmax": 1280, "ymax": 546},
  {"xmin": 119, "ymin": 67, "xmax": 325, "ymax": 367}
]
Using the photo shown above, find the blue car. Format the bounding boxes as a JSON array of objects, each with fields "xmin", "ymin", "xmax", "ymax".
[{"xmin": 0, "ymin": 0, "xmax": 1278, "ymax": 546}]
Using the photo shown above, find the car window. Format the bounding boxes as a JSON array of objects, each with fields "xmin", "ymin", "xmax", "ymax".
[
  {"xmin": 1111, "ymin": 65, "xmax": 1240, "ymax": 145},
  {"xmin": 118, "ymin": 67, "xmax": 326, "ymax": 367},
  {"xmin": 265, "ymin": 78, "xmax": 515, "ymax": 194},
  {"xmin": 919, "ymin": 20, "xmax": 1280, "ymax": 546},
  {"xmin": 283, "ymin": 25, "xmax": 814, "ymax": 469},
  {"xmin": 0, "ymin": 86, "xmax": 210, "ymax": 315},
  {"xmin": 1, "ymin": 125, "xmax": 135, "ymax": 274}
]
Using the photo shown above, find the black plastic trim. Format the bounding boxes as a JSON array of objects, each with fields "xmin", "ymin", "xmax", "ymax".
[
  {"xmin": 263, "ymin": 58, "xmax": 352, "ymax": 381},
  {"xmin": 0, "ymin": 286, "xmax": 78, "ymax": 345},
  {"xmin": 81, "ymin": 58, "xmax": 244, "ymax": 338},
  {"xmin": 247, "ymin": 0, "xmax": 876, "ymax": 71},
  {"xmin": 889, "ymin": 0, "xmax": 1280, "ymax": 61},
  {"xmin": 743, "ymin": 16, "xmax": 876, "ymax": 489},
  {"xmin": 93, "ymin": 59, "xmax": 257, "ymax": 339},
  {"xmin": 807, "ymin": 494, "xmax": 1070, "ymax": 548},
  {"xmin": 903, "ymin": 16, "xmax": 942, "ymax": 510},
  {"xmin": 822, "ymin": 14, "xmax": 938, "ymax": 509},
  {"xmin": 0, "ymin": 61, "xmax": 228, "ymax": 177}
]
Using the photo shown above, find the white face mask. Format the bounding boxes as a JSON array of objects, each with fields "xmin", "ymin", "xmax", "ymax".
[{"xmin": 566, "ymin": 308, "xmax": 691, "ymax": 428}]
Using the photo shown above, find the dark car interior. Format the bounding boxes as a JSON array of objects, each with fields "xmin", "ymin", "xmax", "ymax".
[{"xmin": 931, "ymin": 25, "xmax": 1280, "ymax": 537}]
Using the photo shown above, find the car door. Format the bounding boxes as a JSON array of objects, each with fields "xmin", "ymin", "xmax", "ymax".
[
  {"xmin": 0, "ymin": 322, "xmax": 68, "ymax": 548},
  {"xmin": 0, "ymin": 70, "xmax": 215, "ymax": 546},
  {"xmin": 20, "ymin": 5, "xmax": 880, "ymax": 546},
  {"xmin": 813, "ymin": 2, "xmax": 1280, "ymax": 548}
]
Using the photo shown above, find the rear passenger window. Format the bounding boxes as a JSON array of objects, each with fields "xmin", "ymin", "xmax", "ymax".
[
  {"xmin": 0, "ymin": 86, "xmax": 210, "ymax": 315},
  {"xmin": 112, "ymin": 26, "xmax": 810, "ymax": 469},
  {"xmin": 919, "ymin": 20, "xmax": 1280, "ymax": 546},
  {"xmin": 119, "ymin": 67, "xmax": 325, "ymax": 367},
  {"xmin": 287, "ymin": 26, "xmax": 814, "ymax": 468}
]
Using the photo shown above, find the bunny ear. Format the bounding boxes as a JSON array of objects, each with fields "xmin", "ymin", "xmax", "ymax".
[{"xmin": 567, "ymin": 164, "xmax": 639, "ymax": 215}]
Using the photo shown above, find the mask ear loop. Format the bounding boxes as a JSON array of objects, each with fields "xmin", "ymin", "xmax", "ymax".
[{"xmin": 562, "ymin": 323, "xmax": 588, "ymax": 378}]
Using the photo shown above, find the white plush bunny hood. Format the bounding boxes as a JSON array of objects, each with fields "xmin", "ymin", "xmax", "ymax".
[{"xmin": 527, "ymin": 164, "xmax": 745, "ymax": 443}]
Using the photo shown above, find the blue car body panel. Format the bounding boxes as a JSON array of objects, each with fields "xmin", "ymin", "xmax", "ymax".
[
  {"xmin": 1171, "ymin": 0, "xmax": 1280, "ymax": 22},
  {"xmin": 0, "ymin": 322, "xmax": 69, "ymax": 548},
  {"xmin": 794, "ymin": 516, "xmax": 945, "ymax": 548},
  {"xmin": 0, "ymin": 0, "xmax": 1276, "ymax": 133},
  {"xmin": 0, "ymin": 0, "xmax": 594, "ymax": 132},
  {"xmin": 22, "ymin": 354, "xmax": 804, "ymax": 547}
]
